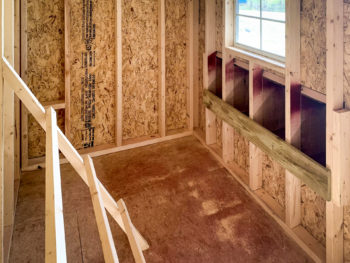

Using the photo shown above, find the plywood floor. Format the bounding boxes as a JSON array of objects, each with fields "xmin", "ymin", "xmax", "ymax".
[{"xmin": 10, "ymin": 136, "xmax": 312, "ymax": 262}]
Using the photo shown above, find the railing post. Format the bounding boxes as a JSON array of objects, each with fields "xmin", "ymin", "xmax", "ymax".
[
  {"xmin": 45, "ymin": 107, "xmax": 67, "ymax": 263},
  {"xmin": 84, "ymin": 155, "xmax": 119, "ymax": 263}
]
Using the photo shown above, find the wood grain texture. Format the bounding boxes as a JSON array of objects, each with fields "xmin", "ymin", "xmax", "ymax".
[{"xmin": 203, "ymin": 90, "xmax": 331, "ymax": 200}]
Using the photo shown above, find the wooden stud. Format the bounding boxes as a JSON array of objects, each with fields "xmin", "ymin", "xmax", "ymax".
[
  {"xmin": 64, "ymin": 0, "xmax": 71, "ymax": 138},
  {"xmin": 204, "ymin": 0, "xmax": 216, "ymax": 145},
  {"xmin": 0, "ymin": 0, "xmax": 4, "ymax": 260},
  {"xmin": 3, "ymin": 0, "xmax": 15, "ymax": 261},
  {"xmin": 117, "ymin": 199, "xmax": 146, "ymax": 263},
  {"xmin": 285, "ymin": 0, "xmax": 301, "ymax": 229},
  {"xmin": 116, "ymin": 0, "xmax": 122, "ymax": 146},
  {"xmin": 326, "ymin": 0, "xmax": 344, "ymax": 262},
  {"xmin": 45, "ymin": 107, "xmax": 67, "ymax": 263},
  {"xmin": 249, "ymin": 62, "xmax": 262, "ymax": 191},
  {"xmin": 187, "ymin": 0, "xmax": 194, "ymax": 131},
  {"xmin": 193, "ymin": 0, "xmax": 199, "ymax": 128},
  {"xmin": 158, "ymin": 0, "xmax": 166, "ymax": 137},
  {"xmin": 20, "ymin": 0, "xmax": 28, "ymax": 168},
  {"xmin": 222, "ymin": 0, "xmax": 234, "ymax": 163},
  {"xmin": 14, "ymin": 0, "xmax": 20, "ymax": 184},
  {"xmin": 84, "ymin": 155, "xmax": 119, "ymax": 263},
  {"xmin": 332, "ymin": 109, "xmax": 350, "ymax": 206}
]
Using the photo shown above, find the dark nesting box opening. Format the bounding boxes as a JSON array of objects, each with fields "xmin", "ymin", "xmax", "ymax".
[
  {"xmin": 301, "ymin": 94, "xmax": 326, "ymax": 166},
  {"xmin": 254, "ymin": 71, "xmax": 285, "ymax": 140},
  {"xmin": 233, "ymin": 63, "xmax": 249, "ymax": 116},
  {"xmin": 208, "ymin": 52, "xmax": 222, "ymax": 99}
]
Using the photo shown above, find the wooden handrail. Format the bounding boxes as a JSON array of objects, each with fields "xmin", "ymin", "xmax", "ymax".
[
  {"xmin": 203, "ymin": 89, "xmax": 331, "ymax": 200},
  {"xmin": 45, "ymin": 107, "xmax": 67, "ymax": 262},
  {"xmin": 84, "ymin": 155, "xmax": 119, "ymax": 263},
  {"xmin": 117, "ymin": 199, "xmax": 146, "ymax": 263},
  {"xmin": 1, "ymin": 57, "xmax": 149, "ymax": 252}
]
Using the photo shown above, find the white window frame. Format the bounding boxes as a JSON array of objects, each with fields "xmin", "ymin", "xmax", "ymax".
[{"xmin": 233, "ymin": 0, "xmax": 286, "ymax": 62}]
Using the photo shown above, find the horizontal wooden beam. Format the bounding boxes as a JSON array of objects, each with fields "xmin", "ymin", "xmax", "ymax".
[
  {"xmin": 203, "ymin": 90, "xmax": 331, "ymax": 200},
  {"xmin": 42, "ymin": 100, "xmax": 65, "ymax": 110}
]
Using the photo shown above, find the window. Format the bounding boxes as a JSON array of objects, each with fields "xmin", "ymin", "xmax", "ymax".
[{"xmin": 234, "ymin": 0, "xmax": 285, "ymax": 60}]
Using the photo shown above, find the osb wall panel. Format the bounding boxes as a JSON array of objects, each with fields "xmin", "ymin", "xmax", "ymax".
[
  {"xmin": 165, "ymin": 0, "xmax": 188, "ymax": 131},
  {"xmin": 27, "ymin": 0, "xmax": 65, "ymax": 102},
  {"xmin": 69, "ymin": 0, "xmax": 116, "ymax": 149},
  {"xmin": 262, "ymin": 154, "xmax": 285, "ymax": 208},
  {"xmin": 215, "ymin": 0, "xmax": 223, "ymax": 52},
  {"xmin": 300, "ymin": 0, "xmax": 326, "ymax": 94},
  {"xmin": 198, "ymin": 0, "xmax": 205, "ymax": 134},
  {"xmin": 28, "ymin": 111, "xmax": 65, "ymax": 158},
  {"xmin": 344, "ymin": 2, "xmax": 350, "ymax": 108},
  {"xmin": 233, "ymin": 130, "xmax": 249, "ymax": 173},
  {"xmin": 122, "ymin": 0, "xmax": 159, "ymax": 140},
  {"xmin": 301, "ymin": 185, "xmax": 326, "ymax": 246},
  {"xmin": 27, "ymin": 0, "xmax": 65, "ymax": 158}
]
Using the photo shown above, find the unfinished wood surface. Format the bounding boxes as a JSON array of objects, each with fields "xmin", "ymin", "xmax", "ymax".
[
  {"xmin": 233, "ymin": 130, "xmax": 249, "ymax": 172},
  {"xmin": 84, "ymin": 155, "xmax": 119, "ymax": 263},
  {"xmin": 345, "ymin": 2, "xmax": 350, "ymax": 108},
  {"xmin": 26, "ymin": 0, "xmax": 65, "ymax": 158},
  {"xmin": 28, "ymin": 110, "xmax": 65, "ymax": 158},
  {"xmin": 326, "ymin": 0, "xmax": 345, "ymax": 262},
  {"xmin": 215, "ymin": 0, "xmax": 223, "ymax": 53},
  {"xmin": 285, "ymin": 0, "xmax": 301, "ymax": 228},
  {"xmin": 69, "ymin": 0, "xmax": 116, "ymax": 149},
  {"xmin": 116, "ymin": 0, "xmax": 122, "ymax": 146},
  {"xmin": 45, "ymin": 108, "xmax": 67, "ymax": 263},
  {"xmin": 165, "ymin": 0, "xmax": 188, "ymax": 132},
  {"xmin": 249, "ymin": 64, "xmax": 263, "ymax": 191},
  {"xmin": 198, "ymin": 0, "xmax": 205, "ymax": 134},
  {"xmin": 186, "ymin": 0, "xmax": 194, "ymax": 131},
  {"xmin": 122, "ymin": 0, "xmax": 159, "ymax": 140},
  {"xmin": 64, "ymin": 0, "xmax": 70, "ymax": 137},
  {"xmin": 262, "ymin": 154, "xmax": 285, "ymax": 208},
  {"xmin": 3, "ymin": 0, "xmax": 15, "ymax": 249},
  {"xmin": 203, "ymin": 90, "xmax": 331, "ymax": 200},
  {"xmin": 344, "ymin": 205, "xmax": 350, "ymax": 261},
  {"xmin": 300, "ymin": 0, "xmax": 326, "ymax": 94},
  {"xmin": 158, "ymin": 0, "xmax": 166, "ymax": 137},
  {"xmin": 117, "ymin": 199, "xmax": 146, "ymax": 263},
  {"xmin": 192, "ymin": 0, "xmax": 199, "ymax": 129},
  {"xmin": 301, "ymin": 185, "xmax": 326, "ymax": 247},
  {"xmin": 2, "ymin": 58, "xmax": 149, "ymax": 251}
]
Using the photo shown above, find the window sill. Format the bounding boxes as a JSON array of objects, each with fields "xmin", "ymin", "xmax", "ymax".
[{"xmin": 226, "ymin": 46, "xmax": 285, "ymax": 74}]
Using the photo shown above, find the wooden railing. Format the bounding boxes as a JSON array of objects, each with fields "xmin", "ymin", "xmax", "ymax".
[
  {"xmin": 203, "ymin": 89, "xmax": 332, "ymax": 200},
  {"xmin": 2, "ymin": 57, "xmax": 148, "ymax": 262}
]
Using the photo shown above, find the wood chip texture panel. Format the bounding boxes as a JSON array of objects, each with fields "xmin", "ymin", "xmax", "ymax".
[
  {"xmin": 68, "ymin": 0, "xmax": 116, "ymax": 149},
  {"xmin": 122, "ymin": 0, "xmax": 159, "ymax": 140},
  {"xmin": 300, "ymin": 0, "xmax": 326, "ymax": 94},
  {"xmin": 301, "ymin": 185, "xmax": 326, "ymax": 247},
  {"xmin": 165, "ymin": 0, "xmax": 188, "ymax": 132},
  {"xmin": 26, "ymin": 0, "xmax": 65, "ymax": 158}
]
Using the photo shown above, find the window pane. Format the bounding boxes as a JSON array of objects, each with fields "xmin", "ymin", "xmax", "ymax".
[
  {"xmin": 236, "ymin": 16, "xmax": 260, "ymax": 49},
  {"xmin": 262, "ymin": 0, "xmax": 285, "ymax": 21},
  {"xmin": 237, "ymin": 0, "xmax": 260, "ymax": 18},
  {"xmin": 262, "ymin": 20, "xmax": 285, "ymax": 57}
]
